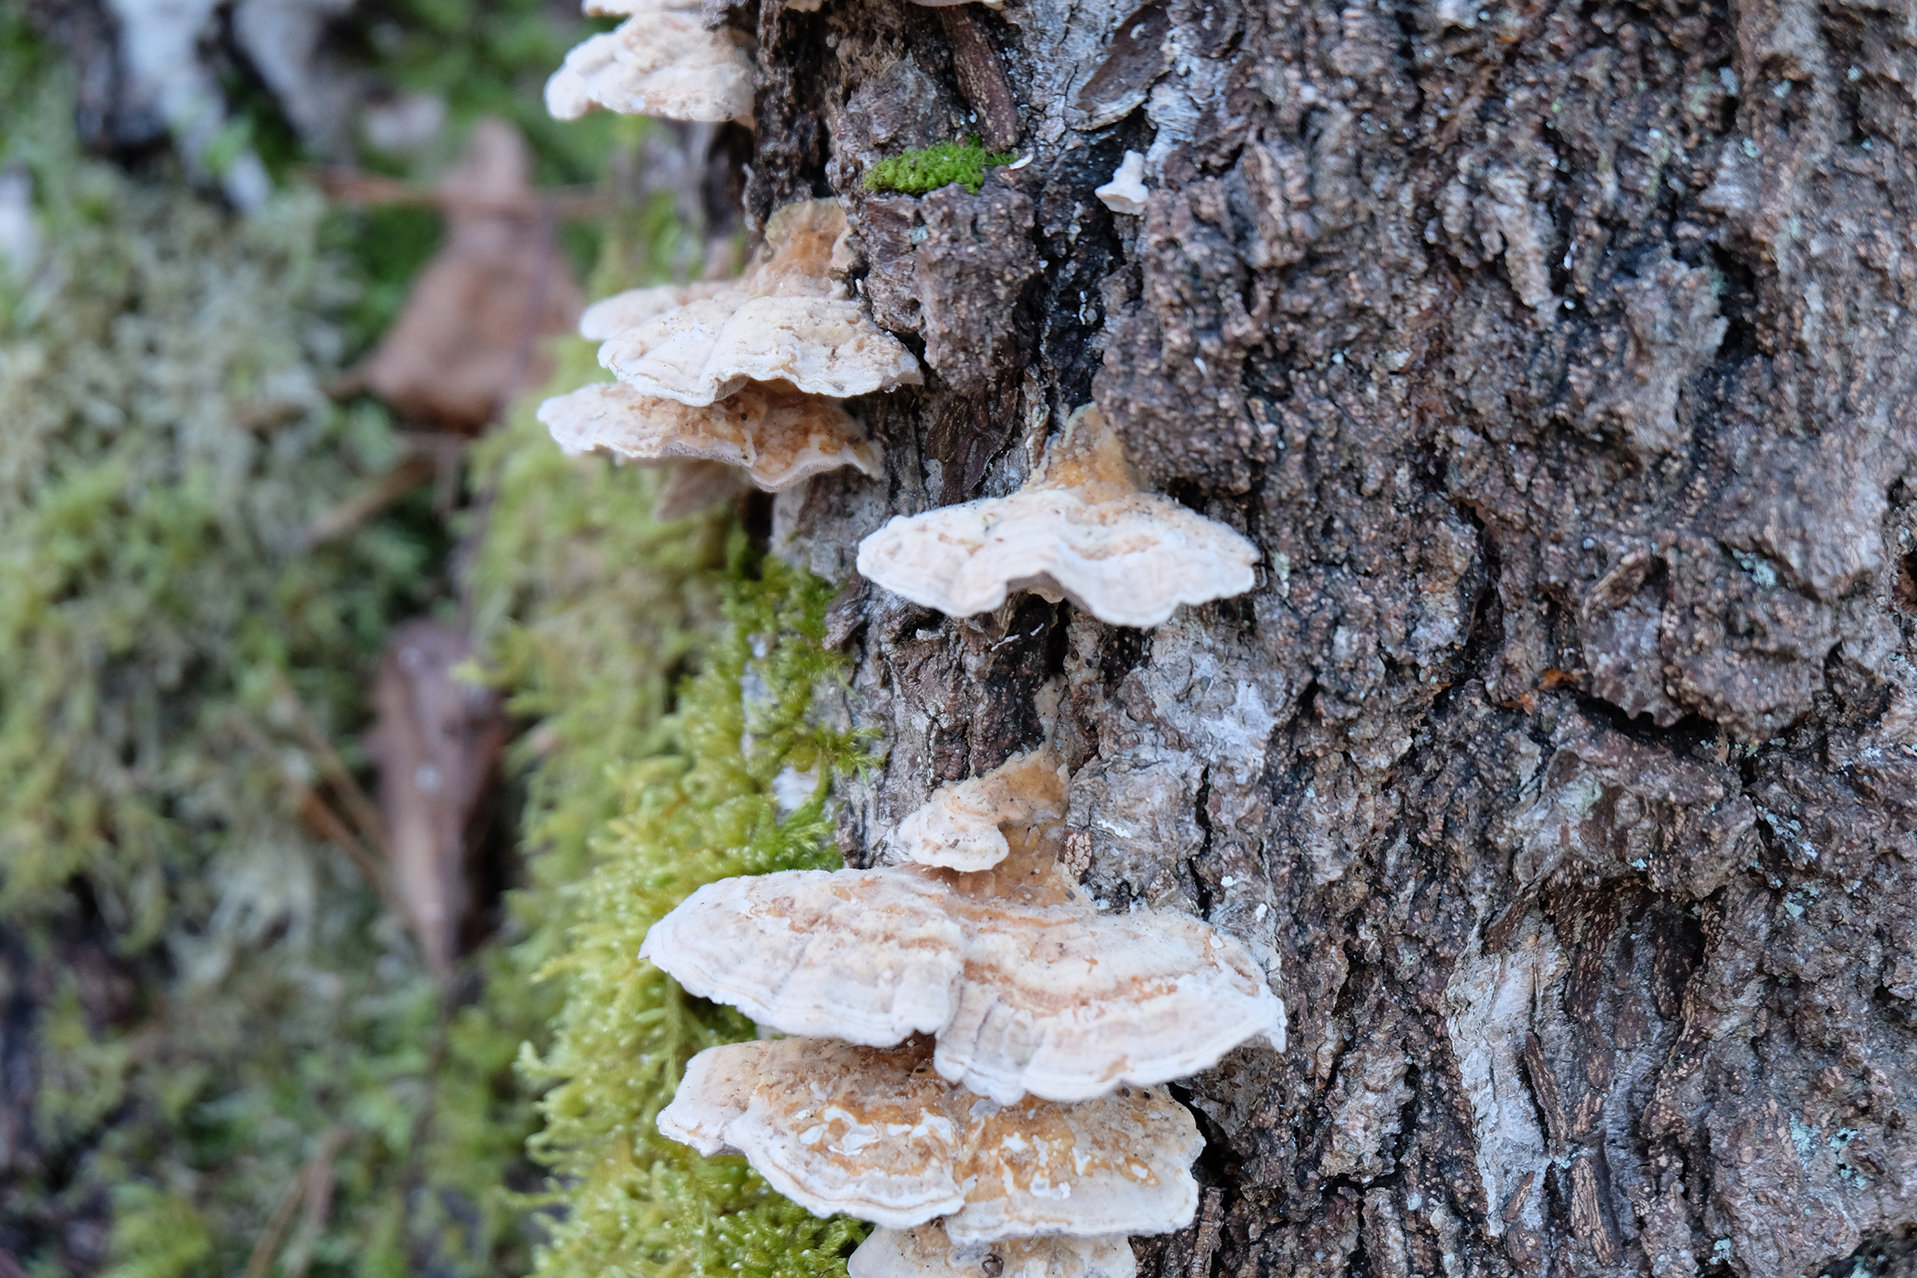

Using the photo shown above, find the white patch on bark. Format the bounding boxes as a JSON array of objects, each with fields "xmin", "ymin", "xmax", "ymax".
[{"xmin": 1442, "ymin": 916, "xmax": 1565, "ymax": 1236}]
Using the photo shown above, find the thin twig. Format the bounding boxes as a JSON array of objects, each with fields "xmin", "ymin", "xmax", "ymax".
[
  {"xmin": 303, "ymin": 166, "xmax": 614, "ymax": 221},
  {"xmin": 283, "ymin": 1126, "xmax": 350, "ymax": 1278},
  {"xmin": 242, "ymin": 1127, "xmax": 351, "ymax": 1278},
  {"xmin": 225, "ymin": 712, "xmax": 422, "ymax": 956},
  {"xmin": 272, "ymin": 671, "xmax": 390, "ymax": 861},
  {"xmin": 301, "ymin": 452, "xmax": 438, "ymax": 549}
]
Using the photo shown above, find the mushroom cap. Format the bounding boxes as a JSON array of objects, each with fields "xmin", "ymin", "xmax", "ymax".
[
  {"xmin": 658, "ymin": 1037, "xmax": 1203, "ymax": 1241},
  {"xmin": 537, "ymin": 380, "xmax": 880, "ymax": 490},
  {"xmin": 851, "ymin": 1225, "xmax": 1136, "ymax": 1278},
  {"xmin": 855, "ymin": 488, "xmax": 1257, "ymax": 629},
  {"xmin": 544, "ymin": 12, "xmax": 754, "ymax": 124},
  {"xmin": 589, "ymin": 199, "xmax": 921, "ymax": 405},
  {"xmin": 892, "ymin": 750, "xmax": 1068, "ymax": 871},
  {"xmin": 1093, "ymin": 152, "xmax": 1149, "ymax": 217},
  {"xmin": 855, "ymin": 407, "xmax": 1256, "ymax": 628},
  {"xmin": 579, "ymin": 280, "xmax": 732, "ymax": 341},
  {"xmin": 639, "ymin": 846, "xmax": 1287, "ymax": 1104},
  {"xmin": 600, "ymin": 293, "xmax": 923, "ymax": 404}
]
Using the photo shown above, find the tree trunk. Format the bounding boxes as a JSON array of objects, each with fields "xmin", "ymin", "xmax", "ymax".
[{"xmin": 739, "ymin": 0, "xmax": 1917, "ymax": 1274}]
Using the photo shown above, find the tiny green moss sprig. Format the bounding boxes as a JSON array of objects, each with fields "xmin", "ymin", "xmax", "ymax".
[{"xmin": 863, "ymin": 137, "xmax": 1015, "ymax": 196}]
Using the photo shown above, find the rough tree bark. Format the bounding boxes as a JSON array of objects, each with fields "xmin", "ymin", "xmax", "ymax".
[{"xmin": 723, "ymin": 0, "xmax": 1917, "ymax": 1274}]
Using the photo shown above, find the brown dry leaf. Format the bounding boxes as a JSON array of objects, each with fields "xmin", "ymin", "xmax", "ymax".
[
  {"xmin": 361, "ymin": 118, "xmax": 583, "ymax": 433},
  {"xmin": 363, "ymin": 619, "xmax": 508, "ymax": 978}
]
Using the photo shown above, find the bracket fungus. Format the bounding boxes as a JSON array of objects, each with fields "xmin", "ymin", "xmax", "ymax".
[
  {"xmin": 855, "ymin": 405, "xmax": 1257, "ymax": 628},
  {"xmin": 545, "ymin": 7, "xmax": 755, "ymax": 125},
  {"xmin": 597, "ymin": 199, "xmax": 922, "ymax": 404},
  {"xmin": 890, "ymin": 749, "xmax": 1068, "ymax": 871},
  {"xmin": 659, "ymin": 1036, "xmax": 1203, "ymax": 1241},
  {"xmin": 851, "ymin": 1223, "xmax": 1136, "ymax": 1278},
  {"xmin": 537, "ymin": 380, "xmax": 880, "ymax": 491},
  {"xmin": 640, "ymin": 843, "xmax": 1285, "ymax": 1104},
  {"xmin": 1094, "ymin": 151, "xmax": 1149, "ymax": 216},
  {"xmin": 546, "ymin": 201, "xmax": 907, "ymax": 495},
  {"xmin": 578, "ymin": 279, "xmax": 732, "ymax": 341}
]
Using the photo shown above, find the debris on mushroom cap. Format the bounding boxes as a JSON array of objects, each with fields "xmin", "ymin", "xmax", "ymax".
[
  {"xmin": 891, "ymin": 749, "xmax": 1068, "ymax": 871},
  {"xmin": 658, "ymin": 1036, "xmax": 1203, "ymax": 1240},
  {"xmin": 640, "ymin": 842, "xmax": 1286, "ymax": 1104},
  {"xmin": 855, "ymin": 405, "xmax": 1258, "ymax": 628},
  {"xmin": 579, "ymin": 280, "xmax": 732, "ymax": 341},
  {"xmin": 596, "ymin": 200, "xmax": 922, "ymax": 405},
  {"xmin": 851, "ymin": 1224, "xmax": 1136, "ymax": 1278},
  {"xmin": 1094, "ymin": 151, "xmax": 1149, "ymax": 216},
  {"xmin": 738, "ymin": 198, "xmax": 852, "ymax": 298},
  {"xmin": 544, "ymin": 11, "xmax": 754, "ymax": 125},
  {"xmin": 537, "ymin": 380, "xmax": 880, "ymax": 490},
  {"xmin": 576, "ymin": 200, "xmax": 843, "ymax": 339}
]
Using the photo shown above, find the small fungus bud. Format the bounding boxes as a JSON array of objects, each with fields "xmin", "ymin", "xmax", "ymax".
[
  {"xmin": 891, "ymin": 749, "xmax": 1069, "ymax": 871},
  {"xmin": 1094, "ymin": 151, "xmax": 1149, "ymax": 216}
]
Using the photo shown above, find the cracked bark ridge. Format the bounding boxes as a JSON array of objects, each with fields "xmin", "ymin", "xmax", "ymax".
[
  {"xmin": 915, "ymin": 175, "xmax": 1041, "ymax": 392},
  {"xmin": 748, "ymin": 0, "xmax": 1917, "ymax": 1272}
]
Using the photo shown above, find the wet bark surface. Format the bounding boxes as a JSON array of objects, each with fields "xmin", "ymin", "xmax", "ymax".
[{"xmin": 740, "ymin": 0, "xmax": 1917, "ymax": 1273}]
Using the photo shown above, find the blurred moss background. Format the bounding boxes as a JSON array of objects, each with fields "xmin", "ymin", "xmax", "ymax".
[{"xmin": 0, "ymin": 4, "xmax": 863, "ymax": 1275}]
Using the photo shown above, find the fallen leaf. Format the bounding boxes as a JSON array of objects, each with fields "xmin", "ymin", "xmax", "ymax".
[
  {"xmin": 362, "ymin": 118, "xmax": 583, "ymax": 433},
  {"xmin": 364, "ymin": 619, "xmax": 508, "ymax": 977}
]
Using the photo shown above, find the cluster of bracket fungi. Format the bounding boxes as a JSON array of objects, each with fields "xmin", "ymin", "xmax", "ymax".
[{"xmin": 539, "ymin": 1, "xmax": 1285, "ymax": 1274}]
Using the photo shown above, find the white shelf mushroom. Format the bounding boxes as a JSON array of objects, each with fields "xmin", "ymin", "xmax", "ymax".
[
  {"xmin": 1094, "ymin": 151, "xmax": 1149, "ymax": 217},
  {"xmin": 640, "ymin": 841, "xmax": 1286, "ymax": 1105},
  {"xmin": 596, "ymin": 199, "xmax": 922, "ymax": 405},
  {"xmin": 851, "ymin": 1223, "xmax": 1136, "ymax": 1278},
  {"xmin": 889, "ymin": 749, "xmax": 1068, "ymax": 871},
  {"xmin": 856, "ymin": 405, "xmax": 1258, "ymax": 628},
  {"xmin": 658, "ymin": 1036, "xmax": 1203, "ymax": 1241},
  {"xmin": 546, "ymin": 7, "xmax": 754, "ymax": 124},
  {"xmin": 578, "ymin": 280, "xmax": 732, "ymax": 341},
  {"xmin": 537, "ymin": 380, "xmax": 881, "ymax": 491}
]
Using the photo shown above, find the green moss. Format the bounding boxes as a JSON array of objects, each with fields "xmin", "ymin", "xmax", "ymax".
[
  {"xmin": 515, "ymin": 556, "xmax": 872, "ymax": 1278},
  {"xmin": 100, "ymin": 1188, "xmax": 213, "ymax": 1278},
  {"xmin": 863, "ymin": 137, "xmax": 1015, "ymax": 196},
  {"xmin": 0, "ymin": 16, "xmax": 543, "ymax": 1276}
]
